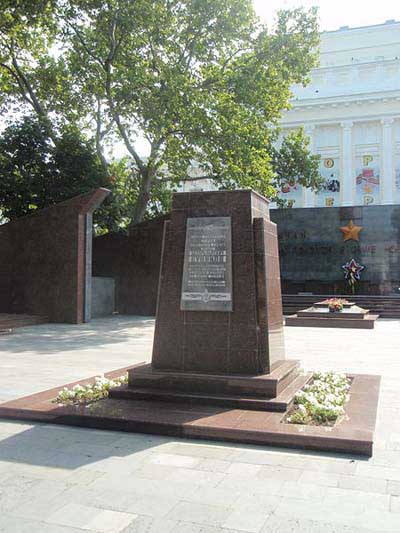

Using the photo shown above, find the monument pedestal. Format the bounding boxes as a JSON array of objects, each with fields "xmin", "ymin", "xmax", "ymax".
[
  {"xmin": 127, "ymin": 360, "xmax": 298, "ymax": 398},
  {"xmin": 112, "ymin": 190, "xmax": 298, "ymax": 407},
  {"xmin": 111, "ymin": 360, "xmax": 308, "ymax": 412}
]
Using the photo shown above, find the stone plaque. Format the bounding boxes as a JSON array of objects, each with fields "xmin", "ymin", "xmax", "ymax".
[{"xmin": 181, "ymin": 217, "xmax": 232, "ymax": 311}]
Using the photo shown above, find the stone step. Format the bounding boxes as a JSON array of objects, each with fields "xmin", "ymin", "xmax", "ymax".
[
  {"xmin": 125, "ymin": 359, "xmax": 300, "ymax": 399},
  {"xmin": 110, "ymin": 371, "xmax": 312, "ymax": 412},
  {"xmin": 0, "ymin": 315, "xmax": 48, "ymax": 329}
]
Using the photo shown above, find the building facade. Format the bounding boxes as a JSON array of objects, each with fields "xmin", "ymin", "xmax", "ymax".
[{"xmin": 278, "ymin": 20, "xmax": 400, "ymax": 208}]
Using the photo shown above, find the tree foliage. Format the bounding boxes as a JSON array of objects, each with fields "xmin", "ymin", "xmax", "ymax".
[
  {"xmin": 0, "ymin": 116, "xmax": 108, "ymax": 220},
  {"xmin": 0, "ymin": 1, "xmax": 61, "ymax": 135},
  {"xmin": 0, "ymin": 0, "xmax": 322, "ymax": 227}
]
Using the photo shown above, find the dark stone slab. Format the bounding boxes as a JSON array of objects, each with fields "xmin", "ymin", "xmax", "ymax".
[{"xmin": 0, "ymin": 368, "xmax": 381, "ymax": 457}]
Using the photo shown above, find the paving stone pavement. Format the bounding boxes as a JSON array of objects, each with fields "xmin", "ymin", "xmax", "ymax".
[
  {"xmin": 0, "ymin": 316, "xmax": 399, "ymax": 532},
  {"xmin": 0, "ymin": 316, "xmax": 154, "ymax": 403}
]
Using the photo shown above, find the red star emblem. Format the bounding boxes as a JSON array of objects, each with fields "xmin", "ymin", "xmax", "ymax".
[{"xmin": 342, "ymin": 258, "xmax": 365, "ymax": 281}]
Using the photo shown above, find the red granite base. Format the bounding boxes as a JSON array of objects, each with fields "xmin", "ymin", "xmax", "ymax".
[
  {"xmin": 0, "ymin": 364, "xmax": 380, "ymax": 457},
  {"xmin": 125, "ymin": 360, "xmax": 300, "ymax": 398},
  {"xmin": 111, "ymin": 371, "xmax": 312, "ymax": 412}
]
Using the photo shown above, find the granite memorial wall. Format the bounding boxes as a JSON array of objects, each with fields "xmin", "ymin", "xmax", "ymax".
[
  {"xmin": 92, "ymin": 202, "xmax": 400, "ymax": 319},
  {"xmin": 270, "ymin": 204, "xmax": 400, "ymax": 295},
  {"xmin": 92, "ymin": 215, "xmax": 166, "ymax": 316},
  {"xmin": 0, "ymin": 189, "xmax": 109, "ymax": 323}
]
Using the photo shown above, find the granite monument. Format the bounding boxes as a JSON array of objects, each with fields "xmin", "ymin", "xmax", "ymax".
[{"xmin": 123, "ymin": 189, "xmax": 299, "ymax": 404}]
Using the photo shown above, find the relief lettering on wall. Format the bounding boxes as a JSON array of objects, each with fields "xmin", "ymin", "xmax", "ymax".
[
  {"xmin": 385, "ymin": 244, "xmax": 400, "ymax": 254},
  {"xmin": 181, "ymin": 217, "xmax": 232, "ymax": 312},
  {"xmin": 279, "ymin": 243, "xmax": 377, "ymax": 257},
  {"xmin": 359, "ymin": 245, "xmax": 376, "ymax": 254},
  {"xmin": 279, "ymin": 244, "xmax": 334, "ymax": 256},
  {"xmin": 279, "ymin": 230, "xmax": 308, "ymax": 241}
]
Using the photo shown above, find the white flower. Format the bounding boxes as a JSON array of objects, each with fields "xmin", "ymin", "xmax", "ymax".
[
  {"xmin": 289, "ymin": 372, "xmax": 350, "ymax": 426},
  {"xmin": 55, "ymin": 373, "xmax": 128, "ymax": 405}
]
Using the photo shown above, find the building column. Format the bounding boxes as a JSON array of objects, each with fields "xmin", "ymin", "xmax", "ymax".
[
  {"xmin": 303, "ymin": 124, "xmax": 317, "ymax": 207},
  {"xmin": 341, "ymin": 121, "xmax": 354, "ymax": 206},
  {"xmin": 381, "ymin": 118, "xmax": 394, "ymax": 205}
]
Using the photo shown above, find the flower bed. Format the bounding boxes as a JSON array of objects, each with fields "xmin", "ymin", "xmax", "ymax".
[
  {"xmin": 55, "ymin": 374, "xmax": 128, "ymax": 405},
  {"xmin": 323, "ymin": 298, "xmax": 349, "ymax": 312},
  {"xmin": 287, "ymin": 372, "xmax": 351, "ymax": 426}
]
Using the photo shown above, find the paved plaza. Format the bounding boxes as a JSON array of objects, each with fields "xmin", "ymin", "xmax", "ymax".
[{"xmin": 0, "ymin": 316, "xmax": 400, "ymax": 532}]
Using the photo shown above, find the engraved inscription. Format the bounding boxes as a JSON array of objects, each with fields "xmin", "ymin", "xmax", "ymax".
[{"xmin": 181, "ymin": 217, "xmax": 232, "ymax": 311}]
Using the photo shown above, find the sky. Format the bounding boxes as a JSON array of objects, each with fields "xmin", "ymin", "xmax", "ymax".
[{"xmin": 253, "ymin": 0, "xmax": 400, "ymax": 32}]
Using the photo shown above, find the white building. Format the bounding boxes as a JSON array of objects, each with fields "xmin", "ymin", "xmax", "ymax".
[
  {"xmin": 279, "ymin": 20, "xmax": 400, "ymax": 208},
  {"xmin": 180, "ymin": 20, "xmax": 400, "ymax": 208}
]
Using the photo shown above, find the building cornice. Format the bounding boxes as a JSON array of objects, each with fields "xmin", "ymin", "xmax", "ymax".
[
  {"xmin": 281, "ymin": 113, "xmax": 400, "ymax": 129},
  {"xmin": 321, "ymin": 20, "xmax": 400, "ymax": 35},
  {"xmin": 288, "ymin": 90, "xmax": 400, "ymax": 110},
  {"xmin": 311, "ymin": 57, "xmax": 400, "ymax": 73}
]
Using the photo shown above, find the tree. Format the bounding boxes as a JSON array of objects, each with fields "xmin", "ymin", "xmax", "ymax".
[
  {"xmin": 0, "ymin": 116, "xmax": 109, "ymax": 221},
  {"xmin": 271, "ymin": 129, "xmax": 321, "ymax": 206},
  {"xmin": 0, "ymin": 1, "xmax": 322, "ymax": 226},
  {"xmin": 0, "ymin": 1, "xmax": 61, "ymax": 137}
]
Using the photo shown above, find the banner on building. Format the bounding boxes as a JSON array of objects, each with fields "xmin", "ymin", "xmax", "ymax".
[
  {"xmin": 280, "ymin": 178, "xmax": 302, "ymax": 207},
  {"xmin": 355, "ymin": 154, "xmax": 380, "ymax": 206},
  {"xmin": 316, "ymin": 157, "xmax": 340, "ymax": 207}
]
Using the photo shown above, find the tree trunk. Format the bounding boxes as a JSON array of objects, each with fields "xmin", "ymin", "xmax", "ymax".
[
  {"xmin": 11, "ymin": 57, "xmax": 58, "ymax": 146},
  {"xmin": 132, "ymin": 169, "xmax": 153, "ymax": 224}
]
